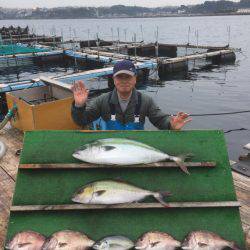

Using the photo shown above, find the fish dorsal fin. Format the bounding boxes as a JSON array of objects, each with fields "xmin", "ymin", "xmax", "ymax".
[
  {"xmin": 151, "ymin": 241, "xmax": 160, "ymax": 247},
  {"xmin": 198, "ymin": 242, "xmax": 208, "ymax": 247},
  {"xmin": 103, "ymin": 146, "xmax": 116, "ymax": 151},
  {"xmin": 18, "ymin": 242, "xmax": 32, "ymax": 248},
  {"xmin": 94, "ymin": 190, "xmax": 106, "ymax": 196},
  {"xmin": 113, "ymin": 178, "xmax": 130, "ymax": 185}
]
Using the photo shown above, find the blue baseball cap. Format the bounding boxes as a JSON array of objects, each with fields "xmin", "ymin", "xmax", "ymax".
[{"xmin": 113, "ymin": 60, "xmax": 137, "ymax": 77}]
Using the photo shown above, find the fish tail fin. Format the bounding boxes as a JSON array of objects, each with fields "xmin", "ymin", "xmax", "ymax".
[
  {"xmin": 153, "ymin": 191, "xmax": 171, "ymax": 208},
  {"xmin": 170, "ymin": 154, "xmax": 194, "ymax": 174}
]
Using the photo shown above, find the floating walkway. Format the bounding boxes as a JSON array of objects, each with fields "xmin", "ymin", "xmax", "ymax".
[
  {"xmin": 0, "ymin": 48, "xmax": 235, "ymax": 93},
  {"xmin": 0, "ymin": 50, "xmax": 63, "ymax": 62},
  {"xmin": 0, "ymin": 59, "xmax": 156, "ymax": 93}
]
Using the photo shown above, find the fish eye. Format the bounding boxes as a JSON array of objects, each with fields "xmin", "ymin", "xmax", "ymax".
[
  {"xmin": 78, "ymin": 145, "xmax": 87, "ymax": 151},
  {"xmin": 75, "ymin": 187, "xmax": 85, "ymax": 195},
  {"xmin": 101, "ymin": 241, "xmax": 109, "ymax": 248}
]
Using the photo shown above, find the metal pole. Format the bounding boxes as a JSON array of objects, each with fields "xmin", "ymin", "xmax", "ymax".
[
  {"xmin": 188, "ymin": 26, "xmax": 190, "ymax": 45},
  {"xmin": 140, "ymin": 24, "xmax": 144, "ymax": 42},
  {"xmin": 124, "ymin": 29, "xmax": 127, "ymax": 43},
  {"xmin": 117, "ymin": 28, "xmax": 120, "ymax": 53},
  {"xmin": 73, "ymin": 29, "xmax": 78, "ymax": 72},
  {"xmin": 61, "ymin": 28, "xmax": 64, "ymax": 50},
  {"xmin": 227, "ymin": 26, "xmax": 231, "ymax": 46},
  {"xmin": 96, "ymin": 33, "xmax": 100, "ymax": 59},
  {"xmin": 155, "ymin": 26, "xmax": 159, "ymax": 58},
  {"xmin": 186, "ymin": 26, "xmax": 191, "ymax": 55},
  {"xmin": 195, "ymin": 29, "xmax": 199, "ymax": 51},
  {"xmin": 87, "ymin": 29, "xmax": 90, "ymax": 48},
  {"xmin": 133, "ymin": 33, "xmax": 137, "ymax": 60},
  {"xmin": 111, "ymin": 28, "xmax": 114, "ymax": 44}
]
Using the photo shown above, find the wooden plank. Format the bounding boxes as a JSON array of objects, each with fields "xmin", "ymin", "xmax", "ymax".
[
  {"xmin": 0, "ymin": 50, "xmax": 62, "ymax": 59},
  {"xmin": 39, "ymin": 76, "xmax": 73, "ymax": 91},
  {"xmin": 81, "ymin": 48, "xmax": 152, "ymax": 62},
  {"xmin": 56, "ymin": 60, "xmax": 156, "ymax": 83},
  {"xmin": 0, "ymin": 126, "xmax": 23, "ymax": 179},
  {"xmin": 11, "ymin": 201, "xmax": 241, "ymax": 211},
  {"xmin": 162, "ymin": 50, "xmax": 233, "ymax": 64},
  {"xmin": 0, "ymin": 167, "xmax": 15, "ymax": 250},
  {"xmin": 232, "ymin": 171, "xmax": 250, "ymax": 234},
  {"xmin": 19, "ymin": 161, "xmax": 216, "ymax": 169}
]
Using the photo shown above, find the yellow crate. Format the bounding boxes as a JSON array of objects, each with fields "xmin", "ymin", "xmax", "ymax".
[{"xmin": 6, "ymin": 84, "xmax": 80, "ymax": 131}]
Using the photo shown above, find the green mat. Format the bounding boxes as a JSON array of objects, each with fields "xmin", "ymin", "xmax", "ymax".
[
  {"xmin": 0, "ymin": 44, "xmax": 49, "ymax": 55},
  {"xmin": 6, "ymin": 130, "xmax": 245, "ymax": 249}
]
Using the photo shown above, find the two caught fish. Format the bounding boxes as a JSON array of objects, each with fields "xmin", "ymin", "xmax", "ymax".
[
  {"xmin": 72, "ymin": 138, "xmax": 183, "ymax": 206},
  {"xmin": 73, "ymin": 138, "xmax": 193, "ymax": 174},
  {"xmin": 135, "ymin": 231, "xmax": 240, "ymax": 250},
  {"xmin": 6, "ymin": 230, "xmax": 94, "ymax": 250},
  {"xmin": 6, "ymin": 230, "xmax": 241, "ymax": 250}
]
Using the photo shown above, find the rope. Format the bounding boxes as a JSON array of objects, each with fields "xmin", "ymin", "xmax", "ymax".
[{"xmin": 188, "ymin": 110, "xmax": 250, "ymax": 117}]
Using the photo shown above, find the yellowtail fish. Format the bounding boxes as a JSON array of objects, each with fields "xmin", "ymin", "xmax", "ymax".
[
  {"xmin": 73, "ymin": 138, "xmax": 192, "ymax": 174},
  {"xmin": 72, "ymin": 180, "xmax": 171, "ymax": 206}
]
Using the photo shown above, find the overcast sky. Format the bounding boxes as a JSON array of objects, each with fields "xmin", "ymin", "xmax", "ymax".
[{"xmin": 0, "ymin": 0, "xmax": 240, "ymax": 8}]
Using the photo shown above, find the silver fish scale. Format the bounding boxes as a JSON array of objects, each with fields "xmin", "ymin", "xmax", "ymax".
[
  {"xmin": 93, "ymin": 180, "xmax": 152, "ymax": 194},
  {"xmin": 96, "ymin": 138, "xmax": 163, "ymax": 152}
]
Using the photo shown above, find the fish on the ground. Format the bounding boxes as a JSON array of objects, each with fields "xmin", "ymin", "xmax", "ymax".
[
  {"xmin": 6, "ymin": 231, "xmax": 46, "ymax": 250},
  {"xmin": 0, "ymin": 140, "xmax": 7, "ymax": 159},
  {"xmin": 41, "ymin": 230, "xmax": 94, "ymax": 250},
  {"xmin": 181, "ymin": 230, "xmax": 240, "ymax": 250},
  {"xmin": 135, "ymin": 231, "xmax": 181, "ymax": 250},
  {"xmin": 72, "ymin": 180, "xmax": 171, "ymax": 206},
  {"xmin": 72, "ymin": 138, "xmax": 193, "ymax": 174},
  {"xmin": 93, "ymin": 236, "xmax": 134, "ymax": 250}
]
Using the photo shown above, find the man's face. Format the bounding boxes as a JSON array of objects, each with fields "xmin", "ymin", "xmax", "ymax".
[{"xmin": 113, "ymin": 73, "xmax": 136, "ymax": 95}]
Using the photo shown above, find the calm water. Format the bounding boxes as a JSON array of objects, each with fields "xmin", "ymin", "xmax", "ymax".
[{"xmin": 0, "ymin": 16, "xmax": 250, "ymax": 160}]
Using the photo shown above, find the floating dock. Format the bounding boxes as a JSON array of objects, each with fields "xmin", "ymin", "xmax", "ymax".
[
  {"xmin": 0, "ymin": 26, "xmax": 62, "ymax": 45},
  {"xmin": 0, "ymin": 41, "xmax": 237, "ymax": 120},
  {"xmin": 0, "ymin": 47, "xmax": 236, "ymax": 93}
]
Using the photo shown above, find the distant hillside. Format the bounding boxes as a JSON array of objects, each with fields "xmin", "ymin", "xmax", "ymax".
[{"xmin": 0, "ymin": 0, "xmax": 250, "ymax": 19}]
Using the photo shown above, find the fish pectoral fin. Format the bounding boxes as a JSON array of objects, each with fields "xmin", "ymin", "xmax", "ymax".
[
  {"xmin": 58, "ymin": 242, "xmax": 68, "ymax": 247},
  {"xmin": 198, "ymin": 242, "xmax": 209, "ymax": 247},
  {"xmin": 17, "ymin": 242, "xmax": 32, "ymax": 248},
  {"xmin": 43, "ymin": 237, "xmax": 58, "ymax": 249},
  {"xmin": 94, "ymin": 190, "xmax": 107, "ymax": 196},
  {"xmin": 103, "ymin": 146, "xmax": 116, "ymax": 151},
  {"xmin": 150, "ymin": 241, "xmax": 161, "ymax": 247}
]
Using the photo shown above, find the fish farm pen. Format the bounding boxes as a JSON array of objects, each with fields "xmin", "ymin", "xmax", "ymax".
[
  {"xmin": 0, "ymin": 25, "xmax": 249, "ymax": 249},
  {"xmin": 0, "ymin": 38, "xmax": 237, "ymax": 117}
]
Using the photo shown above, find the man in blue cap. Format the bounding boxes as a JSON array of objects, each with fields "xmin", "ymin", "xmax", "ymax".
[{"xmin": 71, "ymin": 60, "xmax": 191, "ymax": 130}]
